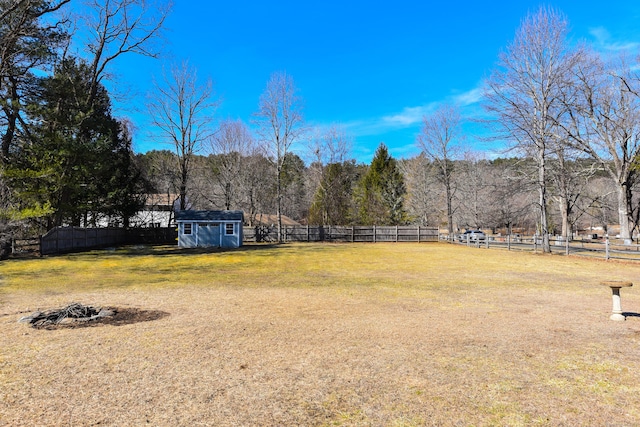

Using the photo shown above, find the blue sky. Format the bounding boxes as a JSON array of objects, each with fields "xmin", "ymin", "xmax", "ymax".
[{"xmin": 103, "ymin": 1, "xmax": 640, "ymax": 163}]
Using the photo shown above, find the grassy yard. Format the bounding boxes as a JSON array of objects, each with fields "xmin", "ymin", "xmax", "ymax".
[{"xmin": 1, "ymin": 242, "xmax": 640, "ymax": 426}]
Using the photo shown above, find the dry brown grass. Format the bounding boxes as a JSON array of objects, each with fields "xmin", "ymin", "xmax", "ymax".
[{"xmin": 2, "ymin": 243, "xmax": 640, "ymax": 426}]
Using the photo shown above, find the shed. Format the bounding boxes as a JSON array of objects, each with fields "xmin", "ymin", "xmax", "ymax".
[{"xmin": 175, "ymin": 210, "xmax": 244, "ymax": 248}]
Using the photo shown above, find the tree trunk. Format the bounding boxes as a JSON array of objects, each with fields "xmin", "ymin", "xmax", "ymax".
[
  {"xmin": 276, "ymin": 166, "xmax": 283, "ymax": 243},
  {"xmin": 617, "ymin": 183, "xmax": 632, "ymax": 244},
  {"xmin": 179, "ymin": 184, "xmax": 187, "ymax": 211},
  {"xmin": 1, "ymin": 77, "xmax": 20, "ymax": 163},
  {"xmin": 445, "ymin": 179, "xmax": 454, "ymax": 237},
  {"xmin": 559, "ymin": 195, "xmax": 570, "ymax": 241},
  {"xmin": 179, "ymin": 156, "xmax": 188, "ymax": 211},
  {"xmin": 538, "ymin": 148, "xmax": 551, "ymax": 253}
]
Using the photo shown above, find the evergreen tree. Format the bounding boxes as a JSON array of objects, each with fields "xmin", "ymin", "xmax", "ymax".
[
  {"xmin": 309, "ymin": 160, "xmax": 358, "ymax": 225},
  {"xmin": 0, "ymin": 0, "xmax": 70, "ymax": 162},
  {"xmin": 355, "ymin": 143, "xmax": 408, "ymax": 225},
  {"xmin": 280, "ymin": 152, "xmax": 307, "ymax": 220},
  {"xmin": 0, "ymin": 0, "xmax": 70, "ymax": 253},
  {"xmin": 7, "ymin": 57, "xmax": 144, "ymax": 228}
]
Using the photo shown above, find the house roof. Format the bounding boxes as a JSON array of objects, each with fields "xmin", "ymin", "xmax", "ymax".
[
  {"xmin": 144, "ymin": 193, "xmax": 179, "ymax": 207},
  {"xmin": 251, "ymin": 213, "xmax": 301, "ymax": 226},
  {"xmin": 175, "ymin": 210, "xmax": 244, "ymax": 222}
]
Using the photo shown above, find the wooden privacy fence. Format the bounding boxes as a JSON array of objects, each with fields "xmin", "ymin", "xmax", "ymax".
[
  {"xmin": 39, "ymin": 225, "xmax": 438, "ymax": 256},
  {"xmin": 243, "ymin": 225, "xmax": 439, "ymax": 243},
  {"xmin": 40, "ymin": 227, "xmax": 177, "ymax": 255},
  {"xmin": 41, "ymin": 227, "xmax": 127, "ymax": 255}
]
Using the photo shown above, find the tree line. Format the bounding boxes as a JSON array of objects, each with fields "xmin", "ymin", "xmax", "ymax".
[
  {"xmin": 135, "ymin": 146, "xmax": 619, "ymax": 238},
  {"xmin": 0, "ymin": 3, "xmax": 637, "ymax": 255}
]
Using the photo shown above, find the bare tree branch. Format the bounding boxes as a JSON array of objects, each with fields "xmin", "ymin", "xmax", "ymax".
[
  {"xmin": 253, "ymin": 71, "xmax": 305, "ymax": 242},
  {"xmin": 80, "ymin": 0, "xmax": 170, "ymax": 108},
  {"xmin": 416, "ymin": 104, "xmax": 463, "ymax": 236},
  {"xmin": 147, "ymin": 61, "xmax": 218, "ymax": 211},
  {"xmin": 484, "ymin": 6, "xmax": 579, "ymax": 252}
]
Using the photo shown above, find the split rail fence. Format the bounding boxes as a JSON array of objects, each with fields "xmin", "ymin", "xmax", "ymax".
[{"xmin": 448, "ymin": 234, "xmax": 640, "ymax": 261}]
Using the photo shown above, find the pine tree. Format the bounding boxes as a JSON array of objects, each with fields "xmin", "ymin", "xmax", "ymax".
[
  {"xmin": 355, "ymin": 143, "xmax": 408, "ymax": 225},
  {"xmin": 7, "ymin": 57, "xmax": 145, "ymax": 228}
]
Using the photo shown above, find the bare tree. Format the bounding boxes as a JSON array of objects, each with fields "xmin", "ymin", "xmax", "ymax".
[
  {"xmin": 582, "ymin": 176, "xmax": 618, "ymax": 236},
  {"xmin": 485, "ymin": 159, "xmax": 534, "ymax": 234},
  {"xmin": 416, "ymin": 104, "xmax": 462, "ymax": 237},
  {"xmin": 208, "ymin": 118, "xmax": 256, "ymax": 210},
  {"xmin": 242, "ymin": 153, "xmax": 274, "ymax": 226},
  {"xmin": 80, "ymin": 0, "xmax": 170, "ymax": 108},
  {"xmin": 547, "ymin": 148, "xmax": 597, "ymax": 241},
  {"xmin": 560, "ymin": 52, "xmax": 640, "ymax": 244},
  {"xmin": 307, "ymin": 125, "xmax": 350, "ymax": 203},
  {"xmin": 456, "ymin": 152, "xmax": 494, "ymax": 230},
  {"xmin": 148, "ymin": 61, "xmax": 217, "ymax": 210},
  {"xmin": 484, "ymin": 7, "xmax": 580, "ymax": 253},
  {"xmin": 308, "ymin": 125, "xmax": 351, "ymax": 166},
  {"xmin": 400, "ymin": 155, "xmax": 443, "ymax": 227},
  {"xmin": 253, "ymin": 71, "xmax": 305, "ymax": 242}
]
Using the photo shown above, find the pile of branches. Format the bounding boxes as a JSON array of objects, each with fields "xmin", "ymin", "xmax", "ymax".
[{"xmin": 19, "ymin": 303, "xmax": 114, "ymax": 327}]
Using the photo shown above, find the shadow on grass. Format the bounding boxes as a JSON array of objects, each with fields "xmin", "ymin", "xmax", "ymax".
[
  {"xmin": 8, "ymin": 241, "xmax": 347, "ymax": 262},
  {"xmin": 34, "ymin": 307, "xmax": 170, "ymax": 330},
  {"xmin": 112, "ymin": 243, "xmax": 342, "ymax": 259},
  {"xmin": 6, "ymin": 243, "xmax": 283, "ymax": 261},
  {"xmin": 623, "ymin": 312, "xmax": 640, "ymax": 318},
  {"xmin": 111, "ymin": 243, "xmax": 284, "ymax": 257}
]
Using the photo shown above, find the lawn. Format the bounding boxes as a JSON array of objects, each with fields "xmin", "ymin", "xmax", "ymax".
[{"xmin": 1, "ymin": 243, "xmax": 640, "ymax": 426}]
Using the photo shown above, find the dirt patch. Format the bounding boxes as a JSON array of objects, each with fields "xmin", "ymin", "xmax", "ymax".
[{"xmin": 22, "ymin": 305, "xmax": 169, "ymax": 330}]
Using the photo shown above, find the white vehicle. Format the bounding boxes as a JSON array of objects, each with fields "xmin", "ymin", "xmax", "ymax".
[{"xmin": 458, "ymin": 230, "xmax": 486, "ymax": 242}]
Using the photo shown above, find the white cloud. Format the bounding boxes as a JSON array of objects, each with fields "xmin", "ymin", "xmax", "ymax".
[
  {"xmin": 452, "ymin": 87, "xmax": 483, "ymax": 106},
  {"xmin": 382, "ymin": 105, "xmax": 435, "ymax": 127},
  {"xmin": 589, "ymin": 26, "xmax": 640, "ymax": 51},
  {"xmin": 319, "ymin": 84, "xmax": 488, "ymax": 142},
  {"xmin": 379, "ymin": 87, "xmax": 485, "ymax": 129}
]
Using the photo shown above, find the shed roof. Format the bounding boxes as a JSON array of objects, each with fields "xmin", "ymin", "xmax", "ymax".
[{"xmin": 175, "ymin": 210, "xmax": 244, "ymax": 222}]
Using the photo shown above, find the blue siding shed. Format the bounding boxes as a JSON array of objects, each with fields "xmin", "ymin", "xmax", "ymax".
[{"xmin": 175, "ymin": 210, "xmax": 244, "ymax": 248}]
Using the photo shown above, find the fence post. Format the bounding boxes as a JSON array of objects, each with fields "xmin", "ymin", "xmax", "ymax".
[
  {"xmin": 395, "ymin": 225, "xmax": 398, "ymax": 243},
  {"xmin": 606, "ymin": 238, "xmax": 610, "ymax": 260},
  {"xmin": 485, "ymin": 235, "xmax": 489, "ymax": 249},
  {"xmin": 373, "ymin": 225, "xmax": 376, "ymax": 243},
  {"xmin": 508, "ymin": 234, "xmax": 511, "ymax": 251},
  {"xmin": 351, "ymin": 226, "xmax": 354, "ymax": 242},
  {"xmin": 565, "ymin": 234, "xmax": 569, "ymax": 256}
]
